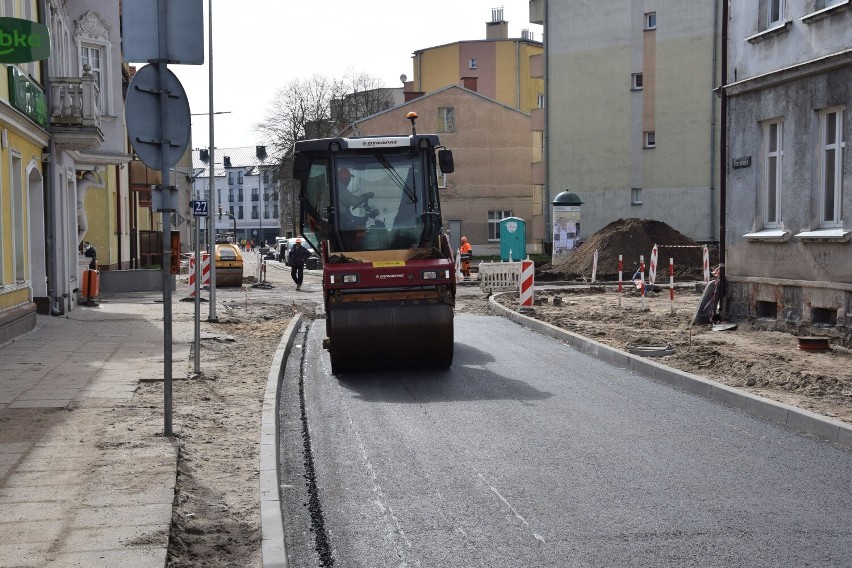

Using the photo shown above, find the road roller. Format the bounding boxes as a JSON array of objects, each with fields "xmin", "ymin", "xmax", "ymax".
[{"xmin": 292, "ymin": 113, "xmax": 456, "ymax": 374}]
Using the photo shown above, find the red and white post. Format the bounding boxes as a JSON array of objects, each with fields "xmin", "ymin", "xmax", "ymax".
[
  {"xmin": 669, "ymin": 258, "xmax": 675, "ymax": 314},
  {"xmin": 520, "ymin": 257, "xmax": 535, "ymax": 309},
  {"xmin": 702, "ymin": 245, "xmax": 710, "ymax": 284},
  {"xmin": 639, "ymin": 254, "xmax": 646, "ymax": 309},
  {"xmin": 618, "ymin": 254, "xmax": 623, "ymax": 308},
  {"xmin": 591, "ymin": 249, "xmax": 599, "ymax": 283},
  {"xmin": 649, "ymin": 245, "xmax": 658, "ymax": 285}
]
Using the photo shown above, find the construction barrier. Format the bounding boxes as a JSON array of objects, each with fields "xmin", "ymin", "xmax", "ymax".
[
  {"xmin": 187, "ymin": 253, "xmax": 210, "ymax": 297},
  {"xmin": 702, "ymin": 245, "xmax": 710, "ymax": 283},
  {"xmin": 479, "ymin": 261, "xmax": 522, "ymax": 293},
  {"xmin": 520, "ymin": 258, "xmax": 534, "ymax": 307},
  {"xmin": 649, "ymin": 245, "xmax": 658, "ymax": 284},
  {"xmin": 669, "ymin": 258, "xmax": 675, "ymax": 314},
  {"xmin": 591, "ymin": 249, "xmax": 598, "ymax": 283},
  {"xmin": 618, "ymin": 254, "xmax": 623, "ymax": 308}
]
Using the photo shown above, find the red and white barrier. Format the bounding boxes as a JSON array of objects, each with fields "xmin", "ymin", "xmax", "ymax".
[
  {"xmin": 639, "ymin": 255, "xmax": 646, "ymax": 308},
  {"xmin": 669, "ymin": 258, "xmax": 675, "ymax": 314},
  {"xmin": 703, "ymin": 245, "xmax": 710, "ymax": 283},
  {"xmin": 187, "ymin": 253, "xmax": 210, "ymax": 297},
  {"xmin": 649, "ymin": 245, "xmax": 658, "ymax": 285},
  {"xmin": 519, "ymin": 258, "xmax": 534, "ymax": 308}
]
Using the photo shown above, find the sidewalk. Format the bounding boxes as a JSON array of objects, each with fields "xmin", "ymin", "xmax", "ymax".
[{"xmin": 0, "ymin": 293, "xmax": 192, "ymax": 567}]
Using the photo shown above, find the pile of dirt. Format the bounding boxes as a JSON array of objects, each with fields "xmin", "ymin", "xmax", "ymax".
[{"xmin": 539, "ymin": 218, "xmax": 719, "ymax": 281}]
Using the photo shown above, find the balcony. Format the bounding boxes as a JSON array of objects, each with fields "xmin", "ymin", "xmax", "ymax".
[{"xmin": 49, "ymin": 67, "xmax": 103, "ymax": 153}]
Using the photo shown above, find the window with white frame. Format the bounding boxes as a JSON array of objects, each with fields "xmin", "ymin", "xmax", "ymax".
[
  {"xmin": 631, "ymin": 73, "xmax": 644, "ymax": 90},
  {"xmin": 631, "ymin": 188, "xmax": 643, "ymax": 205},
  {"xmin": 537, "ymin": 93, "xmax": 545, "ymax": 108},
  {"xmin": 488, "ymin": 210, "xmax": 512, "ymax": 241},
  {"xmin": 767, "ymin": 0, "xmax": 785, "ymax": 26},
  {"xmin": 645, "ymin": 12, "xmax": 657, "ymax": 30},
  {"xmin": 819, "ymin": 108, "xmax": 844, "ymax": 227},
  {"xmin": 438, "ymin": 107, "xmax": 455, "ymax": 133},
  {"xmin": 763, "ymin": 120, "xmax": 783, "ymax": 227},
  {"xmin": 644, "ymin": 131, "xmax": 656, "ymax": 148},
  {"xmin": 468, "ymin": 58, "xmax": 477, "ymax": 70},
  {"xmin": 76, "ymin": 11, "xmax": 113, "ymax": 115}
]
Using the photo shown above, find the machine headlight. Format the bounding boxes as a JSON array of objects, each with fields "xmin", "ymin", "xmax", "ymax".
[
  {"xmin": 422, "ymin": 271, "xmax": 437, "ymax": 280},
  {"xmin": 343, "ymin": 274, "xmax": 358, "ymax": 283}
]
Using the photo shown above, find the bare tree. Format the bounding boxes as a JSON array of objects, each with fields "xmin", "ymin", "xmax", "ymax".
[{"xmin": 255, "ymin": 71, "xmax": 394, "ymax": 238}]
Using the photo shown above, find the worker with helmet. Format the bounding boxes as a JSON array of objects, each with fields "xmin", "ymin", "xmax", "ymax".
[
  {"xmin": 459, "ymin": 236, "xmax": 473, "ymax": 280},
  {"xmin": 287, "ymin": 238, "xmax": 312, "ymax": 290}
]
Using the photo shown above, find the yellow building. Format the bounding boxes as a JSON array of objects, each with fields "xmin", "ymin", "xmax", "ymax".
[{"xmin": 0, "ymin": 2, "xmax": 50, "ymax": 341}]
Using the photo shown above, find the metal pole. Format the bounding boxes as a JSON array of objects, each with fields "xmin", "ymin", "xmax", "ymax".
[
  {"xmin": 206, "ymin": 0, "xmax": 218, "ymax": 322},
  {"xmin": 157, "ymin": 0, "xmax": 173, "ymax": 437},
  {"xmin": 193, "ymin": 213, "xmax": 201, "ymax": 375}
]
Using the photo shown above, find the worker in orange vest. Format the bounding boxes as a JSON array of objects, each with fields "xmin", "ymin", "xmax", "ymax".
[{"xmin": 459, "ymin": 236, "xmax": 473, "ymax": 280}]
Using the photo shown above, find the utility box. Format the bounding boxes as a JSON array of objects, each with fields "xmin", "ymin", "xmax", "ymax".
[{"xmin": 499, "ymin": 217, "xmax": 526, "ymax": 261}]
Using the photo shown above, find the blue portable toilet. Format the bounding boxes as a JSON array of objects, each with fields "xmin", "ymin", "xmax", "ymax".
[{"xmin": 499, "ymin": 217, "xmax": 526, "ymax": 261}]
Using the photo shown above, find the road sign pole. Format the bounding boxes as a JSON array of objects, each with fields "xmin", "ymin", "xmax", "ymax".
[{"xmin": 157, "ymin": 0, "xmax": 173, "ymax": 438}]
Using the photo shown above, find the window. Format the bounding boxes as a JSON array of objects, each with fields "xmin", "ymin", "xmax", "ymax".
[
  {"xmin": 238, "ymin": 171, "xmax": 244, "ymax": 184},
  {"xmin": 488, "ymin": 210, "xmax": 513, "ymax": 241},
  {"xmin": 229, "ymin": 206, "xmax": 235, "ymax": 217},
  {"xmin": 631, "ymin": 188, "xmax": 643, "ymax": 205},
  {"xmin": 228, "ymin": 171, "xmax": 235, "ymax": 185},
  {"xmin": 238, "ymin": 206, "xmax": 244, "ymax": 219},
  {"xmin": 763, "ymin": 120, "xmax": 783, "ymax": 227},
  {"xmin": 768, "ymin": 0, "xmax": 785, "ymax": 26},
  {"xmin": 228, "ymin": 191, "xmax": 235, "ymax": 203},
  {"xmin": 438, "ymin": 107, "xmax": 455, "ymax": 133},
  {"xmin": 819, "ymin": 108, "xmax": 844, "ymax": 227},
  {"xmin": 631, "ymin": 73, "xmax": 643, "ymax": 90},
  {"xmin": 644, "ymin": 131, "xmax": 656, "ymax": 148},
  {"xmin": 80, "ymin": 44, "xmax": 103, "ymax": 110},
  {"xmin": 252, "ymin": 205, "xmax": 259, "ymax": 220},
  {"xmin": 238, "ymin": 190, "xmax": 243, "ymax": 201},
  {"xmin": 537, "ymin": 93, "xmax": 545, "ymax": 109},
  {"xmin": 264, "ymin": 204, "xmax": 271, "ymax": 219},
  {"xmin": 468, "ymin": 58, "xmax": 477, "ymax": 70},
  {"xmin": 251, "ymin": 187, "xmax": 259, "ymax": 201},
  {"xmin": 645, "ymin": 12, "xmax": 657, "ymax": 30}
]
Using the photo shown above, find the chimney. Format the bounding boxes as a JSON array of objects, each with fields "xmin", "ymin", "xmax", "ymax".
[
  {"xmin": 485, "ymin": 7, "xmax": 508, "ymax": 40},
  {"xmin": 461, "ymin": 77, "xmax": 478, "ymax": 92}
]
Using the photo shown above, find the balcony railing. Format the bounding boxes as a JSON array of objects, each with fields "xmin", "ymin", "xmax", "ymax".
[{"xmin": 49, "ymin": 66, "xmax": 103, "ymax": 152}]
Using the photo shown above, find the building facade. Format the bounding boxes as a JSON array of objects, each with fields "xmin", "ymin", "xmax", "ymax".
[
  {"xmin": 534, "ymin": 0, "xmax": 722, "ymax": 245},
  {"xmin": 0, "ymin": 0, "xmax": 49, "ymax": 341},
  {"xmin": 722, "ymin": 0, "xmax": 851, "ymax": 342},
  {"xmin": 192, "ymin": 147, "xmax": 283, "ymax": 247},
  {"xmin": 344, "ymin": 85, "xmax": 537, "ymax": 257},
  {"xmin": 402, "ymin": 8, "xmax": 544, "ymax": 254}
]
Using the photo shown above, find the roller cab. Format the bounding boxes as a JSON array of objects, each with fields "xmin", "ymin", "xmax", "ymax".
[{"xmin": 292, "ymin": 115, "xmax": 456, "ymax": 374}]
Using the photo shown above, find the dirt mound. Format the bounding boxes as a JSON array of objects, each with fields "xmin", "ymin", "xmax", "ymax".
[{"xmin": 539, "ymin": 218, "xmax": 717, "ymax": 281}]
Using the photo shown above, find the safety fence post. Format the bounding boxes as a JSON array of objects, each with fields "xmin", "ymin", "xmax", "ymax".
[
  {"xmin": 669, "ymin": 258, "xmax": 675, "ymax": 314},
  {"xmin": 519, "ymin": 257, "xmax": 534, "ymax": 310},
  {"xmin": 618, "ymin": 254, "xmax": 623, "ymax": 308}
]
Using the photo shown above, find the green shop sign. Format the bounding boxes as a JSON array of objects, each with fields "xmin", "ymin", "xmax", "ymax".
[
  {"xmin": 0, "ymin": 17, "xmax": 51, "ymax": 63},
  {"xmin": 8, "ymin": 66, "xmax": 47, "ymax": 127}
]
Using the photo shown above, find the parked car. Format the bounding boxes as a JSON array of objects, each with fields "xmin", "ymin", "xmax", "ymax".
[{"xmin": 213, "ymin": 241, "xmax": 243, "ymax": 287}]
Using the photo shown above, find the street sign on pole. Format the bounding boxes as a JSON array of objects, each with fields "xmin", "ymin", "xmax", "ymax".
[
  {"xmin": 122, "ymin": 0, "xmax": 204, "ymax": 64},
  {"xmin": 125, "ymin": 64, "xmax": 191, "ymax": 170},
  {"xmin": 191, "ymin": 200, "xmax": 209, "ymax": 217}
]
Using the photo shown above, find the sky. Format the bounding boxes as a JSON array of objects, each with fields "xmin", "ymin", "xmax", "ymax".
[{"xmin": 153, "ymin": 1, "xmax": 542, "ymax": 152}]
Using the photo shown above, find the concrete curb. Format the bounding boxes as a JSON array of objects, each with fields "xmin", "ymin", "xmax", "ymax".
[
  {"xmin": 260, "ymin": 314, "xmax": 302, "ymax": 568},
  {"xmin": 489, "ymin": 294, "xmax": 852, "ymax": 449}
]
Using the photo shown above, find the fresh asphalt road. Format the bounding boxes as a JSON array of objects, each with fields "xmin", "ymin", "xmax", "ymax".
[{"xmin": 278, "ymin": 313, "xmax": 852, "ymax": 567}]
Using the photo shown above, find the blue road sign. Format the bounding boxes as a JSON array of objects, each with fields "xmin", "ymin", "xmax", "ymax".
[{"xmin": 191, "ymin": 200, "xmax": 209, "ymax": 217}]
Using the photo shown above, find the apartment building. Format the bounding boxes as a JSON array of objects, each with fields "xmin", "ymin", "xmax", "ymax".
[
  {"xmin": 722, "ymin": 0, "xmax": 851, "ymax": 341},
  {"xmin": 532, "ymin": 0, "xmax": 722, "ymax": 244}
]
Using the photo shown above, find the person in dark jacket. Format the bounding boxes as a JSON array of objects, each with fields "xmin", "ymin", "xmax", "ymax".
[{"xmin": 287, "ymin": 238, "xmax": 312, "ymax": 290}]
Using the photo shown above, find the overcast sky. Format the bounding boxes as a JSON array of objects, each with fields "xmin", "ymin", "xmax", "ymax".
[{"xmin": 158, "ymin": 1, "xmax": 542, "ymax": 152}]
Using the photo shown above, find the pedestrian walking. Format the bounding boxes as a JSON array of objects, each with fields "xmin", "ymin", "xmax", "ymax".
[{"xmin": 287, "ymin": 238, "xmax": 312, "ymax": 290}]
